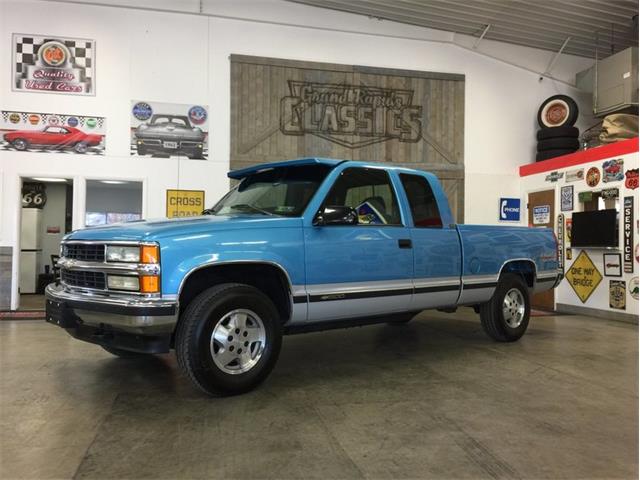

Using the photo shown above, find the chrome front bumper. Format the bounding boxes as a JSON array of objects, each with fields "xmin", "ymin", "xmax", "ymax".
[{"xmin": 45, "ymin": 283, "xmax": 178, "ymax": 335}]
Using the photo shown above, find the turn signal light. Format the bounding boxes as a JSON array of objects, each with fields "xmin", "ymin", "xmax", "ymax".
[
  {"xmin": 140, "ymin": 275, "xmax": 159, "ymax": 293},
  {"xmin": 141, "ymin": 245, "xmax": 159, "ymax": 264}
]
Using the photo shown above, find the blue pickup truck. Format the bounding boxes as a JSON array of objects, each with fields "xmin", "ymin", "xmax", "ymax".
[{"xmin": 46, "ymin": 158, "xmax": 561, "ymax": 395}]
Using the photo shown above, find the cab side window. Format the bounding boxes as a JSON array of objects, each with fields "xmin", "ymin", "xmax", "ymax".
[
  {"xmin": 400, "ymin": 174, "xmax": 443, "ymax": 228},
  {"xmin": 323, "ymin": 168, "xmax": 402, "ymax": 225}
]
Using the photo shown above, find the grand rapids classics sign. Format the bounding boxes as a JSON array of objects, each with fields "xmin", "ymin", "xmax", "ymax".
[{"xmin": 280, "ymin": 81, "xmax": 422, "ymax": 148}]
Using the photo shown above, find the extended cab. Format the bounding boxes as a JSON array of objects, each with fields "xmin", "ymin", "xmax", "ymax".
[{"xmin": 46, "ymin": 159, "xmax": 562, "ymax": 395}]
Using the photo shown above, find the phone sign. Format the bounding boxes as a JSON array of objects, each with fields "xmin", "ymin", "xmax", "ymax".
[{"xmin": 500, "ymin": 198, "xmax": 521, "ymax": 221}]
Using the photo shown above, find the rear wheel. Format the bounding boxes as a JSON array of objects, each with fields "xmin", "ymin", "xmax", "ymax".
[
  {"xmin": 74, "ymin": 142, "xmax": 88, "ymax": 154},
  {"xmin": 479, "ymin": 273, "xmax": 530, "ymax": 342},
  {"xmin": 175, "ymin": 283, "xmax": 282, "ymax": 396}
]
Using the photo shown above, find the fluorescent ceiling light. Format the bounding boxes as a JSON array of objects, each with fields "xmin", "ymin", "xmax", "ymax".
[
  {"xmin": 30, "ymin": 177, "xmax": 68, "ymax": 183},
  {"xmin": 100, "ymin": 180, "xmax": 128, "ymax": 184}
]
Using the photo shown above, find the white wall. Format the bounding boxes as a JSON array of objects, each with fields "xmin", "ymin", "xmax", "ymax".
[
  {"xmin": 0, "ymin": 0, "xmax": 595, "ymax": 308},
  {"xmin": 520, "ymin": 149, "xmax": 639, "ymax": 318},
  {"xmin": 37, "ymin": 182, "xmax": 68, "ymax": 271}
]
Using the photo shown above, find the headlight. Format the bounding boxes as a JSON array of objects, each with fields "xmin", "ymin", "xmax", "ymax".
[
  {"xmin": 106, "ymin": 245, "xmax": 140, "ymax": 263},
  {"xmin": 107, "ymin": 275, "xmax": 140, "ymax": 291}
]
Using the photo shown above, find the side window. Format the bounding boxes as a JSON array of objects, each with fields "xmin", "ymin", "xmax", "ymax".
[
  {"xmin": 400, "ymin": 174, "xmax": 443, "ymax": 228},
  {"xmin": 45, "ymin": 127, "xmax": 67, "ymax": 134},
  {"xmin": 323, "ymin": 168, "xmax": 402, "ymax": 225}
]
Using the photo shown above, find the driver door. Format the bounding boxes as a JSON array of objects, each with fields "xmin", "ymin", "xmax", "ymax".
[{"xmin": 304, "ymin": 167, "xmax": 414, "ymax": 322}]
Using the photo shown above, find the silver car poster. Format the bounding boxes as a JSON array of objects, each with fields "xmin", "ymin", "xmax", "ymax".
[
  {"xmin": 130, "ymin": 101, "xmax": 209, "ymax": 160},
  {"xmin": 12, "ymin": 33, "xmax": 95, "ymax": 96}
]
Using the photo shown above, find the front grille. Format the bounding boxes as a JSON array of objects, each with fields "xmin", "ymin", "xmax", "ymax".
[
  {"xmin": 61, "ymin": 269, "xmax": 106, "ymax": 290},
  {"xmin": 63, "ymin": 243, "xmax": 105, "ymax": 262}
]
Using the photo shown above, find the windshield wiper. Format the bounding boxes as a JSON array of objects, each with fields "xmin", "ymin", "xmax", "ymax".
[{"xmin": 229, "ymin": 204, "xmax": 276, "ymax": 216}]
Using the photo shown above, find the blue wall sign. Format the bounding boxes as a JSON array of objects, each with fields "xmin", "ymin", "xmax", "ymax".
[{"xmin": 500, "ymin": 198, "xmax": 521, "ymax": 221}]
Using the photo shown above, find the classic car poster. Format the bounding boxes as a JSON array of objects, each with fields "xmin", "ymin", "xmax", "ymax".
[
  {"xmin": 131, "ymin": 101, "xmax": 209, "ymax": 160},
  {"xmin": 1, "ymin": 110, "xmax": 105, "ymax": 154},
  {"xmin": 12, "ymin": 33, "xmax": 95, "ymax": 95},
  {"xmin": 602, "ymin": 159, "xmax": 624, "ymax": 183},
  {"xmin": 609, "ymin": 280, "xmax": 626, "ymax": 310}
]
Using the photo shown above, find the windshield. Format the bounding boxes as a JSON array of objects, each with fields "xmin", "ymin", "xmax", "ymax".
[
  {"xmin": 209, "ymin": 164, "xmax": 332, "ymax": 217},
  {"xmin": 150, "ymin": 115, "xmax": 189, "ymax": 127}
]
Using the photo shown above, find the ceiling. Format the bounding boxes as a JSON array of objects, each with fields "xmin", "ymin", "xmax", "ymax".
[{"xmin": 291, "ymin": 0, "xmax": 638, "ymax": 58}]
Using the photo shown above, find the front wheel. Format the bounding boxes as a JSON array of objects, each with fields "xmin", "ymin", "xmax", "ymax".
[
  {"xmin": 175, "ymin": 283, "xmax": 282, "ymax": 396},
  {"xmin": 12, "ymin": 138, "xmax": 29, "ymax": 151},
  {"xmin": 479, "ymin": 273, "xmax": 530, "ymax": 342}
]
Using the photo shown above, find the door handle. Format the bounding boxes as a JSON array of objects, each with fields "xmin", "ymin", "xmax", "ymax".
[{"xmin": 398, "ymin": 239, "xmax": 412, "ymax": 249}]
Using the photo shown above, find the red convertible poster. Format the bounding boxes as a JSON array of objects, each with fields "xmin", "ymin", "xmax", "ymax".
[
  {"xmin": 12, "ymin": 34, "xmax": 95, "ymax": 95},
  {"xmin": 1, "ymin": 110, "xmax": 105, "ymax": 155}
]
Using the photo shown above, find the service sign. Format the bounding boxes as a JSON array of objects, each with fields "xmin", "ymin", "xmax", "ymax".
[
  {"xmin": 565, "ymin": 250, "xmax": 603, "ymax": 303},
  {"xmin": 166, "ymin": 190, "xmax": 205, "ymax": 218},
  {"xmin": 499, "ymin": 198, "xmax": 520, "ymax": 221},
  {"xmin": 12, "ymin": 34, "xmax": 95, "ymax": 95},
  {"xmin": 623, "ymin": 196, "xmax": 634, "ymax": 273}
]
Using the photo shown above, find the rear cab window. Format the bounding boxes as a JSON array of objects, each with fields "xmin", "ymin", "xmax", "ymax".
[{"xmin": 399, "ymin": 173, "xmax": 443, "ymax": 228}]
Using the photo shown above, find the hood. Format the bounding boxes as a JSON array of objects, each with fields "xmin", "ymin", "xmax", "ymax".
[{"xmin": 64, "ymin": 215, "xmax": 301, "ymax": 242}]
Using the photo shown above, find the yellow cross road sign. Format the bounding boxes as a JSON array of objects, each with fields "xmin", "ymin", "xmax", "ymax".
[
  {"xmin": 565, "ymin": 250, "xmax": 603, "ymax": 303},
  {"xmin": 166, "ymin": 190, "xmax": 205, "ymax": 218}
]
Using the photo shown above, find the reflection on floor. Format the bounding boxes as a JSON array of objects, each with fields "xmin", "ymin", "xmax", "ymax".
[
  {"xmin": 0, "ymin": 294, "xmax": 46, "ymax": 320},
  {"xmin": 1, "ymin": 308, "xmax": 637, "ymax": 479},
  {"xmin": 19, "ymin": 294, "xmax": 45, "ymax": 311}
]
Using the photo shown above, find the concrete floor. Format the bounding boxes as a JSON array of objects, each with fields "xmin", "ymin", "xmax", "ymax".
[{"xmin": 0, "ymin": 309, "xmax": 637, "ymax": 479}]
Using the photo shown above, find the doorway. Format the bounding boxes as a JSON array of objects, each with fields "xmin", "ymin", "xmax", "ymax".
[
  {"xmin": 18, "ymin": 177, "xmax": 73, "ymax": 311},
  {"xmin": 528, "ymin": 189, "xmax": 555, "ymax": 311}
]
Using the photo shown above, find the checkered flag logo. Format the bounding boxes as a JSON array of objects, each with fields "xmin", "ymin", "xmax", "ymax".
[{"xmin": 13, "ymin": 34, "xmax": 95, "ymax": 95}]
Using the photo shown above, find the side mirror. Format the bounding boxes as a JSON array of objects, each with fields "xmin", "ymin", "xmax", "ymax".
[{"xmin": 314, "ymin": 206, "xmax": 358, "ymax": 226}]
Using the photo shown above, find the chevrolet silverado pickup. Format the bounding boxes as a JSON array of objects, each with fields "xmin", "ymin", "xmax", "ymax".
[{"xmin": 46, "ymin": 158, "xmax": 562, "ymax": 395}]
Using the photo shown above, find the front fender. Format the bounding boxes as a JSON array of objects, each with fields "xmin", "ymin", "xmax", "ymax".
[{"xmin": 159, "ymin": 226, "xmax": 305, "ymax": 295}]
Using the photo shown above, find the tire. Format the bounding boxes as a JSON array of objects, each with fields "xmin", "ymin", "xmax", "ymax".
[
  {"xmin": 537, "ymin": 95, "xmax": 579, "ymax": 128},
  {"xmin": 479, "ymin": 273, "xmax": 530, "ymax": 342},
  {"xmin": 536, "ymin": 148, "xmax": 577, "ymax": 161},
  {"xmin": 175, "ymin": 283, "xmax": 282, "ymax": 396},
  {"xmin": 73, "ymin": 142, "xmax": 88, "ymax": 154},
  {"xmin": 537, "ymin": 137, "xmax": 580, "ymax": 152},
  {"xmin": 101, "ymin": 345, "xmax": 149, "ymax": 358},
  {"xmin": 12, "ymin": 138, "xmax": 29, "ymax": 151},
  {"xmin": 536, "ymin": 126, "xmax": 579, "ymax": 140}
]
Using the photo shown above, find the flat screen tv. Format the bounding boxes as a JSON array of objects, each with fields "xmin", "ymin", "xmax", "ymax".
[{"xmin": 571, "ymin": 209, "xmax": 618, "ymax": 248}]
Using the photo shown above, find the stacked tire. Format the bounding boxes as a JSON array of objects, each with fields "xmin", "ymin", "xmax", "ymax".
[{"xmin": 536, "ymin": 95, "xmax": 580, "ymax": 162}]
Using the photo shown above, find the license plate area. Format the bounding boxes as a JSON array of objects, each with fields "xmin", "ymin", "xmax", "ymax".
[
  {"xmin": 163, "ymin": 141, "xmax": 178, "ymax": 149},
  {"xmin": 46, "ymin": 299, "xmax": 79, "ymax": 328}
]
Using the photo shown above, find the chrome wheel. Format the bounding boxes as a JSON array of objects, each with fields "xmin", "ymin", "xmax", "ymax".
[
  {"xmin": 502, "ymin": 288, "xmax": 525, "ymax": 328},
  {"xmin": 74, "ymin": 142, "xmax": 88, "ymax": 153},
  {"xmin": 13, "ymin": 139, "xmax": 27, "ymax": 151},
  {"xmin": 210, "ymin": 309, "xmax": 266, "ymax": 375}
]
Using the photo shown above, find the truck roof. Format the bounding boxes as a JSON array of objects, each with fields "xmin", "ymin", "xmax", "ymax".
[{"xmin": 227, "ymin": 157, "xmax": 435, "ymax": 179}]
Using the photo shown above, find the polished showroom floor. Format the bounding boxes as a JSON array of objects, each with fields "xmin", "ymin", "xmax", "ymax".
[{"xmin": 1, "ymin": 308, "xmax": 637, "ymax": 479}]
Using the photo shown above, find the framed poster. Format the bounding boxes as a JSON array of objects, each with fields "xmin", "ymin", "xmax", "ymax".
[
  {"xmin": 166, "ymin": 190, "xmax": 205, "ymax": 218},
  {"xmin": 131, "ymin": 101, "xmax": 209, "ymax": 160},
  {"xmin": 603, "ymin": 253, "xmax": 622, "ymax": 277},
  {"xmin": 560, "ymin": 185, "xmax": 573, "ymax": 211},
  {"xmin": 12, "ymin": 33, "xmax": 95, "ymax": 95},
  {"xmin": 609, "ymin": 280, "xmax": 626, "ymax": 310},
  {"xmin": 1, "ymin": 110, "xmax": 105, "ymax": 154}
]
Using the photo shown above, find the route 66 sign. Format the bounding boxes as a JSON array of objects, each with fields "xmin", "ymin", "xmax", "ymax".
[{"xmin": 21, "ymin": 182, "xmax": 47, "ymax": 208}]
